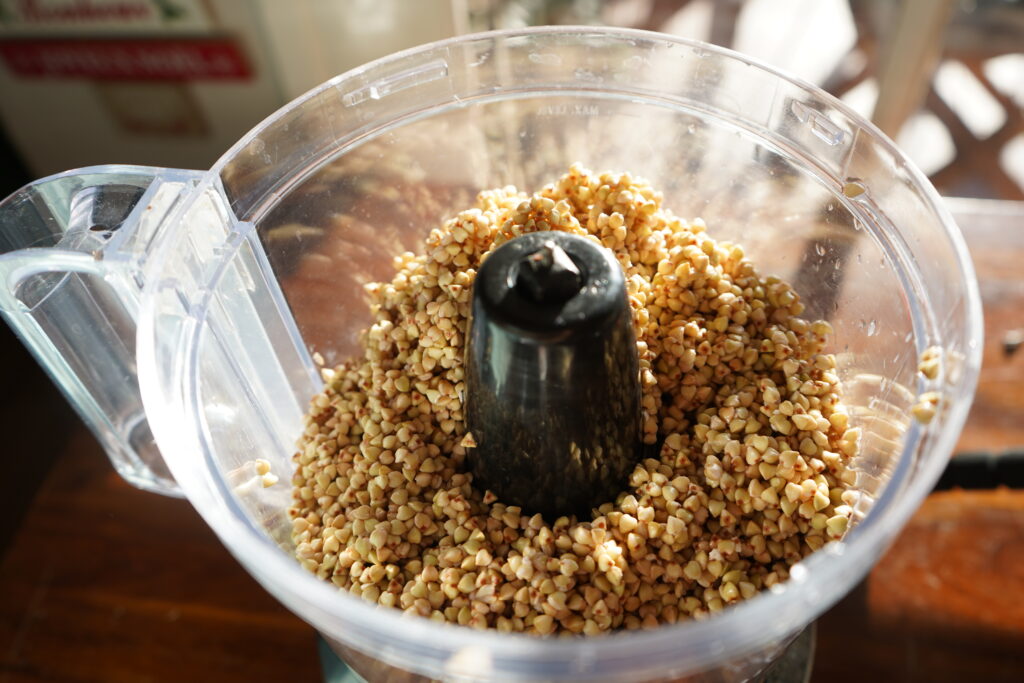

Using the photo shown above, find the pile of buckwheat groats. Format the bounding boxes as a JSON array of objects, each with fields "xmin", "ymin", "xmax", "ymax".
[{"xmin": 289, "ymin": 164, "xmax": 861, "ymax": 635}]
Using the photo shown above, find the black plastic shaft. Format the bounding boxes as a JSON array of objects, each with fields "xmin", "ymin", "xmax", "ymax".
[{"xmin": 464, "ymin": 232, "xmax": 642, "ymax": 519}]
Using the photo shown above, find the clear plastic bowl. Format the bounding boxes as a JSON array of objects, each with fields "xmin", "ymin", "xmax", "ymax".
[{"xmin": 0, "ymin": 27, "xmax": 981, "ymax": 682}]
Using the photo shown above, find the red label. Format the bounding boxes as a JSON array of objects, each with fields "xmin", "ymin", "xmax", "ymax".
[{"xmin": 0, "ymin": 37, "xmax": 251, "ymax": 80}]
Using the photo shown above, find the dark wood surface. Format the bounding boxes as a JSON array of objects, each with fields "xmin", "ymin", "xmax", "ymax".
[
  {"xmin": 1, "ymin": 201, "xmax": 1022, "ymax": 682},
  {"xmin": 0, "ymin": 430, "xmax": 321, "ymax": 683}
]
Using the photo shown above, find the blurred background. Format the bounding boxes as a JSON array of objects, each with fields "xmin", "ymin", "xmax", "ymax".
[
  {"xmin": 0, "ymin": 0, "xmax": 1021, "ymax": 199},
  {"xmin": 0, "ymin": 1, "xmax": 1022, "ymax": 682}
]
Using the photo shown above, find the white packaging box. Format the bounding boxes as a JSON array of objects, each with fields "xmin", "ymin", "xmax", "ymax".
[{"xmin": 0, "ymin": 0, "xmax": 457, "ymax": 176}]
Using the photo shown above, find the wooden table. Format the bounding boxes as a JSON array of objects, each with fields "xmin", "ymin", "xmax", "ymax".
[
  {"xmin": 1, "ymin": 199, "xmax": 1021, "ymax": 682},
  {"xmin": 813, "ymin": 199, "xmax": 1024, "ymax": 682}
]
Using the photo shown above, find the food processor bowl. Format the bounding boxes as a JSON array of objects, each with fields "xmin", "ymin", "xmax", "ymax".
[{"xmin": 0, "ymin": 27, "xmax": 981, "ymax": 682}]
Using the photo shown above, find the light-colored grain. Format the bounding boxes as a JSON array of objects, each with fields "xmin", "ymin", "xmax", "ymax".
[{"xmin": 289, "ymin": 165, "xmax": 858, "ymax": 635}]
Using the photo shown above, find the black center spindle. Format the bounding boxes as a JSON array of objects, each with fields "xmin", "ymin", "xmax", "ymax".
[
  {"xmin": 464, "ymin": 232, "xmax": 642, "ymax": 520},
  {"xmin": 515, "ymin": 240, "xmax": 582, "ymax": 304}
]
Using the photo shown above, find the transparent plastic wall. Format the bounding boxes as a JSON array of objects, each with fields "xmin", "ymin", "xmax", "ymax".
[
  {"xmin": 162, "ymin": 29, "xmax": 976, "ymax": 681},
  {"xmin": 2, "ymin": 28, "xmax": 976, "ymax": 683},
  {"xmin": 210, "ymin": 30, "xmax": 975, "ymax": 539}
]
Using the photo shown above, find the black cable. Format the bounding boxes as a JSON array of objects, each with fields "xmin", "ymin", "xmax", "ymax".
[{"xmin": 933, "ymin": 449, "xmax": 1024, "ymax": 491}]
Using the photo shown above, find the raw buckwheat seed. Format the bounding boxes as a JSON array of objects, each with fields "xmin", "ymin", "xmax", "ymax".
[{"xmin": 289, "ymin": 164, "xmax": 860, "ymax": 635}]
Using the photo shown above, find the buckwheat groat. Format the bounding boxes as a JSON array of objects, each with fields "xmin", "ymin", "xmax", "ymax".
[{"xmin": 290, "ymin": 164, "xmax": 859, "ymax": 635}]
